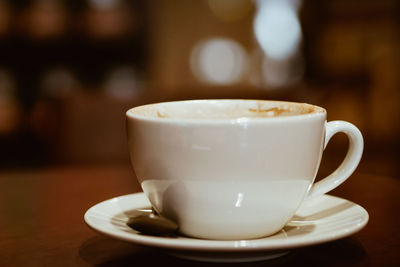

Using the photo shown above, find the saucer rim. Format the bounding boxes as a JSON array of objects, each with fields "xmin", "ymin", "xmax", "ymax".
[{"xmin": 84, "ymin": 192, "xmax": 369, "ymax": 252}]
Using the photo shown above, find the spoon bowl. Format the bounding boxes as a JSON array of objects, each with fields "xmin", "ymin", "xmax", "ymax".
[{"xmin": 127, "ymin": 209, "xmax": 179, "ymax": 236}]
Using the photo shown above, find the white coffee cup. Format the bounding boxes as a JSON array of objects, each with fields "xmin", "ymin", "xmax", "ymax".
[{"xmin": 126, "ymin": 100, "xmax": 363, "ymax": 240}]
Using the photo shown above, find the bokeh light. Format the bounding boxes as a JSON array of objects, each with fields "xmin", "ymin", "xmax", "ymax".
[
  {"xmin": 103, "ymin": 66, "xmax": 141, "ymax": 100},
  {"xmin": 85, "ymin": 0, "xmax": 135, "ymax": 38},
  {"xmin": 253, "ymin": 0, "xmax": 303, "ymax": 88},
  {"xmin": 190, "ymin": 38, "xmax": 247, "ymax": 85},
  {"xmin": 19, "ymin": 0, "xmax": 68, "ymax": 39},
  {"xmin": 40, "ymin": 68, "xmax": 80, "ymax": 98},
  {"xmin": 88, "ymin": 0, "xmax": 121, "ymax": 10},
  {"xmin": 254, "ymin": 0, "xmax": 302, "ymax": 61},
  {"xmin": 261, "ymin": 55, "xmax": 304, "ymax": 88}
]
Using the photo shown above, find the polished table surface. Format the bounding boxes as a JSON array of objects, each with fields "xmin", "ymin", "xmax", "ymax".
[{"xmin": 1, "ymin": 163, "xmax": 399, "ymax": 266}]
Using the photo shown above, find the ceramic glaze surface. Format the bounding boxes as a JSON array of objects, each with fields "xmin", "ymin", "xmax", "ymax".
[
  {"xmin": 141, "ymin": 179, "xmax": 310, "ymax": 239},
  {"xmin": 126, "ymin": 100, "xmax": 363, "ymax": 240},
  {"xmin": 84, "ymin": 193, "xmax": 369, "ymax": 262}
]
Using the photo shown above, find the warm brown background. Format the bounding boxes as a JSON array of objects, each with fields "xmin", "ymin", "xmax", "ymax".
[{"xmin": 0, "ymin": 0, "xmax": 399, "ymax": 174}]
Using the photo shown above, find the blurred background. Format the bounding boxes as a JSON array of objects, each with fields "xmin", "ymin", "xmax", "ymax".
[{"xmin": 0, "ymin": 0, "xmax": 399, "ymax": 176}]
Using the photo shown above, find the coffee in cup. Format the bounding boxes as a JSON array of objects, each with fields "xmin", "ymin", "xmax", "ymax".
[{"xmin": 126, "ymin": 100, "xmax": 363, "ymax": 240}]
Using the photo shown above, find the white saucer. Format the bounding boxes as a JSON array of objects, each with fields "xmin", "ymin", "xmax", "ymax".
[{"xmin": 84, "ymin": 193, "xmax": 368, "ymax": 263}]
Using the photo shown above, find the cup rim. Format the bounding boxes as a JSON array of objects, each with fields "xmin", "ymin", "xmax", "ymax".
[{"xmin": 126, "ymin": 99, "xmax": 326, "ymax": 124}]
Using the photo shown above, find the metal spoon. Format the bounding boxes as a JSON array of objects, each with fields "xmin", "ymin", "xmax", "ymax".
[{"xmin": 127, "ymin": 209, "xmax": 179, "ymax": 236}]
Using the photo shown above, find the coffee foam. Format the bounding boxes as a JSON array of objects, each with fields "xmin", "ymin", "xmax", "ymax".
[{"xmin": 130, "ymin": 100, "xmax": 324, "ymax": 120}]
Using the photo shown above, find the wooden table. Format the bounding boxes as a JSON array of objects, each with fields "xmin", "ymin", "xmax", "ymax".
[{"xmin": 1, "ymin": 164, "xmax": 399, "ymax": 266}]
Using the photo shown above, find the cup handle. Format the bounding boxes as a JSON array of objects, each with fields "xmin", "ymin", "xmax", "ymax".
[{"xmin": 307, "ymin": 121, "xmax": 364, "ymax": 198}]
